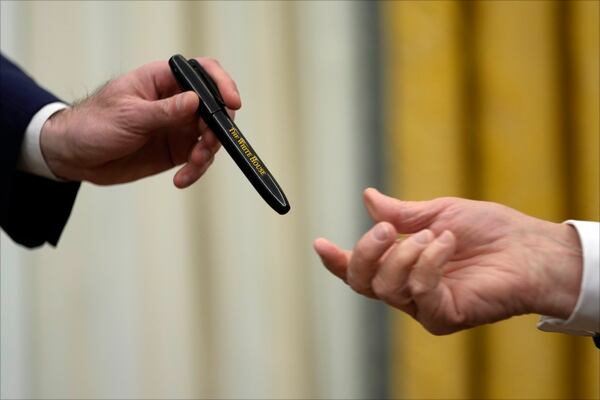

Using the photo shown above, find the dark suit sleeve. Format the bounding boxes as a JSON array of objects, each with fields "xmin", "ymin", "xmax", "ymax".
[{"xmin": 0, "ymin": 54, "xmax": 80, "ymax": 248}]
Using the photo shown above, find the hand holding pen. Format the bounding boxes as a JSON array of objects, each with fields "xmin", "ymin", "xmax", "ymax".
[{"xmin": 40, "ymin": 57, "xmax": 241, "ymax": 187}]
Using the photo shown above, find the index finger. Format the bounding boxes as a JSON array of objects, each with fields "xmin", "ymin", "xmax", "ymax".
[
  {"xmin": 140, "ymin": 57, "xmax": 242, "ymax": 109},
  {"xmin": 195, "ymin": 57, "xmax": 242, "ymax": 110},
  {"xmin": 347, "ymin": 222, "xmax": 397, "ymax": 295},
  {"xmin": 313, "ymin": 238, "xmax": 351, "ymax": 283}
]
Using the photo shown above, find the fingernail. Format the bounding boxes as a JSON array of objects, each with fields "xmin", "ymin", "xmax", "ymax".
[
  {"xmin": 374, "ymin": 223, "xmax": 390, "ymax": 241},
  {"xmin": 412, "ymin": 229, "xmax": 432, "ymax": 244},
  {"xmin": 438, "ymin": 230, "xmax": 453, "ymax": 244}
]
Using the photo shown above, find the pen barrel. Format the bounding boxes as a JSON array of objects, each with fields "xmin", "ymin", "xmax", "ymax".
[
  {"xmin": 205, "ymin": 110, "xmax": 290, "ymax": 214},
  {"xmin": 209, "ymin": 111, "xmax": 268, "ymax": 176}
]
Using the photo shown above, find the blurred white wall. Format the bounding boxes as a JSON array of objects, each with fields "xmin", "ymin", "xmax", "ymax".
[{"xmin": 1, "ymin": 1, "xmax": 384, "ymax": 398}]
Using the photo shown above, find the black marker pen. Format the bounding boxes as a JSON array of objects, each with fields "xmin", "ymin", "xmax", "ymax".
[{"xmin": 169, "ymin": 54, "xmax": 290, "ymax": 215}]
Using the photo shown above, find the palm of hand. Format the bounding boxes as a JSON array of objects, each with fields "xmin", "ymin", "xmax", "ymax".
[{"xmin": 411, "ymin": 200, "xmax": 538, "ymax": 333}]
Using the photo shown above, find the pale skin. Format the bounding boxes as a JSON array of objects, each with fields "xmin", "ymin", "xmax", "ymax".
[
  {"xmin": 314, "ymin": 188, "xmax": 583, "ymax": 335},
  {"xmin": 40, "ymin": 57, "xmax": 241, "ymax": 187}
]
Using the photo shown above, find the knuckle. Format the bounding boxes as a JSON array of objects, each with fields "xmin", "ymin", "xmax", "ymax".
[
  {"xmin": 347, "ymin": 272, "xmax": 370, "ymax": 296},
  {"xmin": 391, "ymin": 207, "xmax": 405, "ymax": 227},
  {"xmin": 349, "ymin": 282, "xmax": 369, "ymax": 296},
  {"xmin": 346, "ymin": 270, "xmax": 358, "ymax": 287},
  {"xmin": 426, "ymin": 325, "xmax": 451, "ymax": 336},
  {"xmin": 407, "ymin": 279, "xmax": 425, "ymax": 297},
  {"xmin": 371, "ymin": 275, "xmax": 396, "ymax": 301},
  {"xmin": 355, "ymin": 237, "xmax": 388, "ymax": 263},
  {"xmin": 449, "ymin": 311, "xmax": 468, "ymax": 327},
  {"xmin": 349, "ymin": 249, "xmax": 370, "ymax": 271},
  {"xmin": 424, "ymin": 314, "xmax": 467, "ymax": 336}
]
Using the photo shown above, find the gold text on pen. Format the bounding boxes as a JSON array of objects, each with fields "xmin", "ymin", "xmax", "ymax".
[{"xmin": 228, "ymin": 127, "xmax": 266, "ymax": 176}]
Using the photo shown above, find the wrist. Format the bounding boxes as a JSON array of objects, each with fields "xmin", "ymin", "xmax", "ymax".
[
  {"xmin": 529, "ymin": 221, "xmax": 583, "ymax": 319},
  {"xmin": 40, "ymin": 108, "xmax": 80, "ymax": 181}
]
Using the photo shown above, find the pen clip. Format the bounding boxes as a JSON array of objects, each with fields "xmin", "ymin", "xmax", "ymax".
[{"xmin": 187, "ymin": 59, "xmax": 226, "ymax": 108}]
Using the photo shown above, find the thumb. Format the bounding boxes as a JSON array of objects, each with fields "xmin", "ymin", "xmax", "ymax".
[
  {"xmin": 140, "ymin": 91, "xmax": 199, "ymax": 130},
  {"xmin": 363, "ymin": 188, "xmax": 444, "ymax": 234}
]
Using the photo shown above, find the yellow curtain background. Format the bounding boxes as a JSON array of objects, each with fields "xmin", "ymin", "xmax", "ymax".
[{"xmin": 384, "ymin": 1, "xmax": 599, "ymax": 399}]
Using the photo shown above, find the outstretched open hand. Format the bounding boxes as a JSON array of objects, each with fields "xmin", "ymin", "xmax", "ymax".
[{"xmin": 314, "ymin": 188, "xmax": 582, "ymax": 334}]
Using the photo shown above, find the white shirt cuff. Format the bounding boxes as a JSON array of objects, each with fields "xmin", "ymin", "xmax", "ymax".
[
  {"xmin": 17, "ymin": 102, "xmax": 69, "ymax": 180},
  {"xmin": 538, "ymin": 220, "xmax": 600, "ymax": 336}
]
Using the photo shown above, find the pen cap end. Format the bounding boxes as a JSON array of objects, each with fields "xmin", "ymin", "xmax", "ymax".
[{"xmin": 277, "ymin": 204, "xmax": 291, "ymax": 215}]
